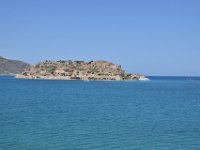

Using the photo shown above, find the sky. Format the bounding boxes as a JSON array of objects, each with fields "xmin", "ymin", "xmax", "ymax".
[{"xmin": 0, "ymin": 0, "xmax": 200, "ymax": 76}]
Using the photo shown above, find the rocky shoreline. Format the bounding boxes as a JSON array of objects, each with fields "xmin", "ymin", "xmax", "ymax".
[{"xmin": 16, "ymin": 60, "xmax": 146, "ymax": 81}]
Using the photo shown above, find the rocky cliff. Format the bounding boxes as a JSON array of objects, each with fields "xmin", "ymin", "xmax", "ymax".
[
  {"xmin": 16, "ymin": 60, "xmax": 144, "ymax": 80},
  {"xmin": 0, "ymin": 56, "xmax": 31, "ymax": 75}
]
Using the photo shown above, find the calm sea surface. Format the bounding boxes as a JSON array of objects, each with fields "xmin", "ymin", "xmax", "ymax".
[{"xmin": 0, "ymin": 76, "xmax": 200, "ymax": 150}]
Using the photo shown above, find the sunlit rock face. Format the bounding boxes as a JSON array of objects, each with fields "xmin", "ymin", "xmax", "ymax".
[{"xmin": 16, "ymin": 60, "xmax": 144, "ymax": 80}]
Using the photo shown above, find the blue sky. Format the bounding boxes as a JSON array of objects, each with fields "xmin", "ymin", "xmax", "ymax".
[{"xmin": 0, "ymin": 0, "xmax": 200, "ymax": 76}]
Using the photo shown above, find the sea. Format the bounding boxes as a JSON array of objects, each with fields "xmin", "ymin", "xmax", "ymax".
[{"xmin": 0, "ymin": 76, "xmax": 200, "ymax": 150}]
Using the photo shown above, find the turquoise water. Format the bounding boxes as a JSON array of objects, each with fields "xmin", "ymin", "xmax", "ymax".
[{"xmin": 0, "ymin": 76, "xmax": 200, "ymax": 150}]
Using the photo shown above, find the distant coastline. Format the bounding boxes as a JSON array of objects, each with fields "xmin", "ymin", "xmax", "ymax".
[{"xmin": 0, "ymin": 56, "xmax": 30, "ymax": 75}]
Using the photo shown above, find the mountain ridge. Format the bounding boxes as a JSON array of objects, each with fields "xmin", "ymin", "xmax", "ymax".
[{"xmin": 0, "ymin": 56, "xmax": 31, "ymax": 75}]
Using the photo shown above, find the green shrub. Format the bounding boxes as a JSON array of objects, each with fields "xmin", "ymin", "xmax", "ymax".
[{"xmin": 45, "ymin": 66, "xmax": 56, "ymax": 73}]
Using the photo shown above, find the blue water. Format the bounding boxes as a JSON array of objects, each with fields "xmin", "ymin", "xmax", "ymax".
[{"xmin": 0, "ymin": 76, "xmax": 200, "ymax": 150}]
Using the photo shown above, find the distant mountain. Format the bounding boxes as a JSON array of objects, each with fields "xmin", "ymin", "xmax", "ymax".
[{"xmin": 0, "ymin": 56, "xmax": 31, "ymax": 75}]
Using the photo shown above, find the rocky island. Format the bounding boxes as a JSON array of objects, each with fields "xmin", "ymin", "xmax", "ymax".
[{"xmin": 16, "ymin": 60, "xmax": 146, "ymax": 80}]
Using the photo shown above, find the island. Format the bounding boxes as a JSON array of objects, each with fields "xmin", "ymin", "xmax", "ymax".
[{"xmin": 16, "ymin": 60, "xmax": 147, "ymax": 81}]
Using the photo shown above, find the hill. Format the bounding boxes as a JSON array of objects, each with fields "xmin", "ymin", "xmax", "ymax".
[
  {"xmin": 0, "ymin": 56, "xmax": 31, "ymax": 75},
  {"xmin": 16, "ymin": 60, "xmax": 145, "ymax": 80}
]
